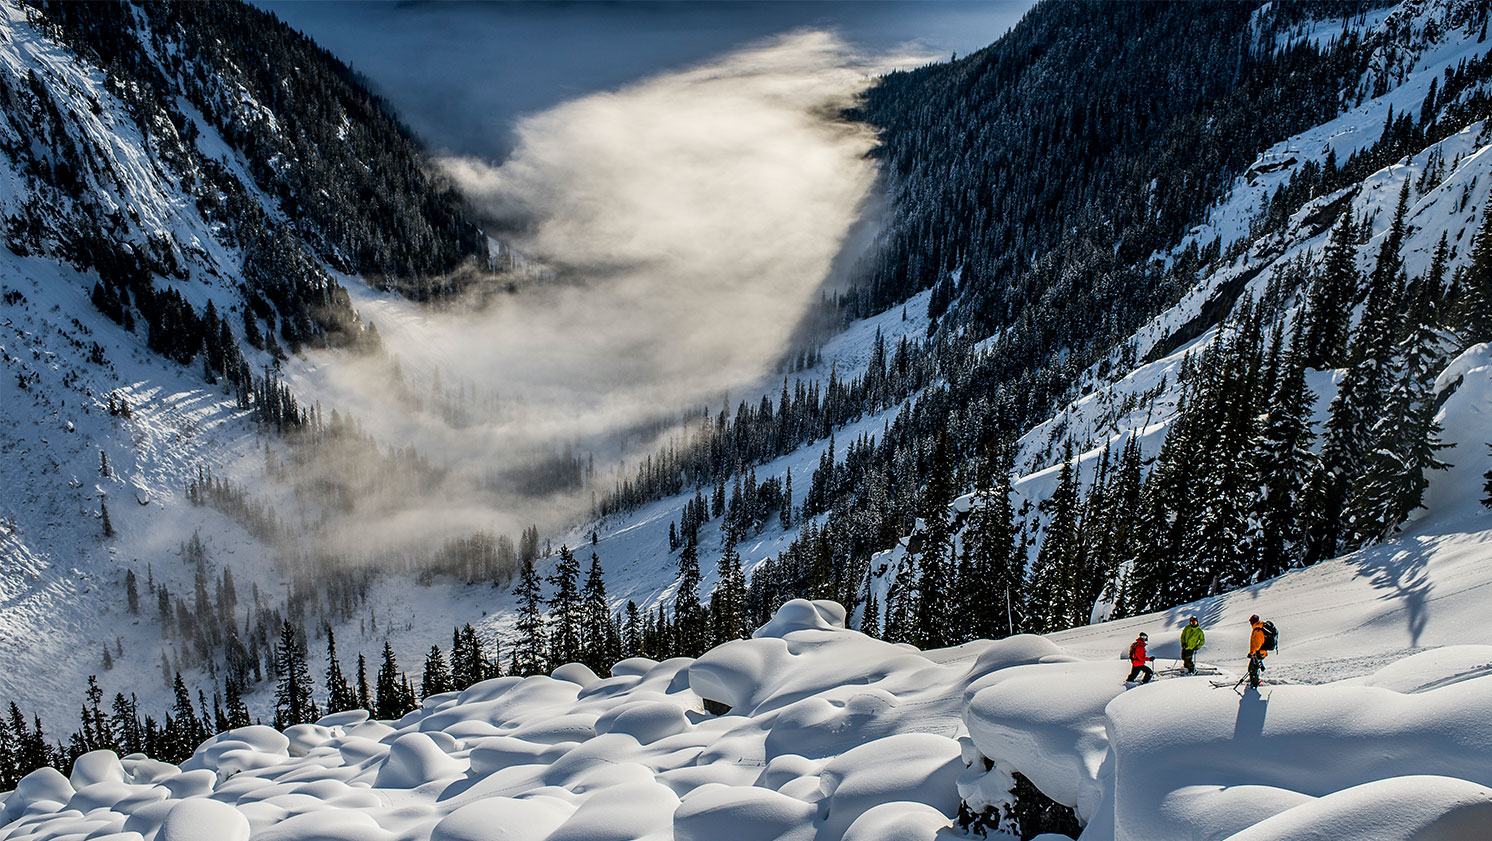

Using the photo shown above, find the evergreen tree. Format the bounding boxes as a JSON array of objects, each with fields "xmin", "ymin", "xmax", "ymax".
[
  {"xmin": 1129, "ymin": 379, "xmax": 1206, "ymax": 613},
  {"xmin": 547, "ymin": 546, "xmax": 583, "ymax": 668},
  {"xmin": 100, "ymin": 499, "xmax": 114, "ymax": 538},
  {"xmin": 355, "ymin": 654, "xmax": 371, "ymax": 712},
  {"xmin": 513, "ymin": 556, "xmax": 547, "ymax": 676},
  {"xmin": 165, "ymin": 672, "xmax": 203, "ymax": 763},
  {"xmin": 272, "ymin": 620, "xmax": 317, "ymax": 728},
  {"xmin": 1024, "ymin": 444, "xmax": 1083, "ymax": 632},
  {"xmin": 882, "ymin": 556, "xmax": 915, "ymax": 644},
  {"xmin": 1188, "ymin": 308, "xmax": 1265, "ymax": 594},
  {"xmin": 1299, "ymin": 213, "xmax": 1359, "ymax": 369},
  {"xmin": 1251, "ymin": 336, "xmax": 1318, "ymax": 579},
  {"xmin": 859, "ymin": 573, "xmax": 881, "ymax": 639},
  {"xmin": 960, "ymin": 453, "xmax": 1022, "ymax": 639},
  {"xmin": 674, "ymin": 537, "xmax": 705, "ymax": 656},
  {"xmin": 323, "ymin": 627, "xmax": 358, "ymax": 714},
  {"xmin": 9, "ymin": 704, "xmax": 53, "ymax": 778},
  {"xmin": 1308, "ymin": 291, "xmax": 1402, "ymax": 561},
  {"xmin": 1482, "ymin": 445, "xmax": 1492, "ymax": 509},
  {"xmin": 581, "ymin": 553, "xmax": 620, "ymax": 674},
  {"xmin": 913, "ymin": 431, "xmax": 958, "ymax": 647},
  {"xmin": 781, "ymin": 468, "xmax": 794, "ymax": 529},
  {"xmin": 421, "ymin": 645, "xmax": 452, "ymax": 699},
  {"xmin": 622, "ymin": 601, "xmax": 642, "ymax": 657},
  {"xmin": 1093, "ymin": 436, "xmax": 1144, "ymax": 618},
  {"xmin": 710, "ymin": 529, "xmax": 747, "ymax": 645},
  {"xmin": 1348, "ymin": 279, "xmax": 1452, "ymax": 543},
  {"xmin": 125, "ymin": 570, "xmax": 139, "ymax": 614},
  {"xmin": 1451, "ymin": 197, "xmax": 1492, "ymax": 346},
  {"xmin": 1370, "ymin": 182, "xmax": 1411, "ymax": 292},
  {"xmin": 1308, "ymin": 191, "xmax": 1411, "ymax": 559},
  {"xmin": 224, "ymin": 679, "xmax": 251, "ymax": 729},
  {"xmin": 451, "ymin": 624, "xmax": 497, "ymax": 689},
  {"xmin": 375, "ymin": 641, "xmax": 409, "ymax": 720},
  {"xmin": 401, "ymin": 676, "xmax": 417, "ymax": 715},
  {"xmin": 77, "ymin": 675, "xmax": 113, "ymax": 754}
]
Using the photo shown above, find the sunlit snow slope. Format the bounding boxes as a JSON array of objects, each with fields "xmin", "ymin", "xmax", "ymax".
[{"xmin": 3, "ymin": 0, "xmax": 1492, "ymax": 839}]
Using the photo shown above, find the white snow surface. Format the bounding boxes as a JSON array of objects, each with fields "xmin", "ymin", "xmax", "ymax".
[
  {"xmin": 4, "ymin": 1, "xmax": 1492, "ymax": 838},
  {"xmin": 4, "ymin": 452, "xmax": 1492, "ymax": 841},
  {"xmin": 2, "ymin": 346, "xmax": 1490, "ymax": 839}
]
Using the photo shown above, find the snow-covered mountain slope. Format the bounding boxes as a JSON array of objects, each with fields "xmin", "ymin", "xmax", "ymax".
[
  {"xmin": 3, "ymin": 400, "xmax": 1490, "ymax": 841},
  {"xmin": 0, "ymin": 250, "xmax": 273, "ymax": 721},
  {"xmin": 5, "ymin": 345, "xmax": 1488, "ymax": 840},
  {"xmin": 0, "ymin": 0, "xmax": 491, "ymax": 726},
  {"xmin": 1, "ymin": 0, "xmax": 1492, "ymax": 837},
  {"xmin": 571, "ymin": 0, "xmax": 1492, "ymax": 631}
]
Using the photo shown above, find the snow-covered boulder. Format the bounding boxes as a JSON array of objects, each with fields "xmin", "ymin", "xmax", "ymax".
[
  {"xmin": 1102, "ymin": 676, "xmax": 1492, "ymax": 841},
  {"xmin": 3, "ymin": 767, "xmax": 73, "ymax": 822},
  {"xmin": 963, "ymin": 660, "xmax": 1124, "ymax": 823},
  {"xmin": 158, "ymin": 798, "xmax": 250, "ymax": 841},
  {"xmin": 753, "ymin": 599, "xmax": 847, "ymax": 638},
  {"xmin": 816, "ymin": 733, "xmax": 963, "ymax": 841},
  {"xmin": 673, "ymin": 782, "xmax": 815, "ymax": 841},
  {"xmin": 373, "ymin": 732, "xmax": 467, "ymax": 788},
  {"xmin": 68, "ymin": 751, "xmax": 127, "ymax": 788}
]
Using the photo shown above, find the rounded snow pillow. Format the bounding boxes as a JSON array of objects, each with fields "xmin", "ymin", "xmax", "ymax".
[
  {"xmin": 753, "ymin": 599, "xmax": 847, "ymax": 638},
  {"xmin": 842, "ymin": 801, "xmax": 952, "ymax": 841},
  {"xmin": 551, "ymin": 663, "xmax": 601, "ymax": 688},
  {"xmin": 674, "ymin": 783, "xmax": 815, "ymax": 841},
  {"xmin": 374, "ymin": 732, "xmax": 466, "ymax": 788},
  {"xmin": 1221, "ymin": 775, "xmax": 1492, "ymax": 841},
  {"xmin": 9, "ymin": 766, "xmax": 75, "ymax": 814},
  {"xmin": 158, "ymin": 798, "xmax": 250, "ymax": 841},
  {"xmin": 69, "ymin": 750, "xmax": 127, "ymax": 788},
  {"xmin": 431, "ymin": 796, "xmax": 573, "ymax": 841},
  {"xmin": 594, "ymin": 700, "xmax": 687, "ymax": 744}
]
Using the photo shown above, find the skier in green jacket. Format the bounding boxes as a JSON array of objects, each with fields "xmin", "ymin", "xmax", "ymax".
[{"xmin": 1180, "ymin": 616, "xmax": 1205, "ymax": 674}]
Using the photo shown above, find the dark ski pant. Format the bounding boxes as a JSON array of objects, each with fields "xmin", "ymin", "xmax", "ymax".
[
  {"xmin": 1127, "ymin": 664, "xmax": 1153, "ymax": 683},
  {"xmin": 1248, "ymin": 654, "xmax": 1265, "ymax": 687},
  {"xmin": 1181, "ymin": 648, "xmax": 1198, "ymax": 673}
]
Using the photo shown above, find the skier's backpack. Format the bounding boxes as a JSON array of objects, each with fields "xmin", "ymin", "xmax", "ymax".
[{"xmin": 1259, "ymin": 621, "xmax": 1279, "ymax": 652}]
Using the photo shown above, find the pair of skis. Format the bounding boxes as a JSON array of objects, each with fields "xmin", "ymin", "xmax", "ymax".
[
  {"xmin": 1210, "ymin": 674, "xmax": 1297, "ymax": 692},
  {"xmin": 1123, "ymin": 665, "xmax": 1222, "ymax": 686}
]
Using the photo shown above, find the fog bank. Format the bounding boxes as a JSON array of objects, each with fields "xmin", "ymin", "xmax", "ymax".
[{"xmin": 294, "ymin": 31, "xmax": 882, "ymax": 554}]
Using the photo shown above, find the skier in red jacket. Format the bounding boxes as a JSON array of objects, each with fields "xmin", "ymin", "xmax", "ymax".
[{"xmin": 1127, "ymin": 633, "xmax": 1155, "ymax": 684}]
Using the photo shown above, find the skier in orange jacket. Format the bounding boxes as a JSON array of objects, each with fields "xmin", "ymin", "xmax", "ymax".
[{"xmin": 1247, "ymin": 614, "xmax": 1268, "ymax": 687}]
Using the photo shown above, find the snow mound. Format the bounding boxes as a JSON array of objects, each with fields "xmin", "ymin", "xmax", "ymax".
[
  {"xmin": 158, "ymin": 799, "xmax": 250, "ymax": 841},
  {"xmin": 3, "ymin": 594, "xmax": 1492, "ymax": 841},
  {"xmin": 752, "ymin": 598, "xmax": 848, "ymax": 638},
  {"xmin": 1220, "ymin": 776, "xmax": 1492, "ymax": 841}
]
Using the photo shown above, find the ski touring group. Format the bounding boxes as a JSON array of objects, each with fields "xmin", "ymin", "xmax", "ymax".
[{"xmin": 1126, "ymin": 615, "xmax": 1279, "ymax": 689}]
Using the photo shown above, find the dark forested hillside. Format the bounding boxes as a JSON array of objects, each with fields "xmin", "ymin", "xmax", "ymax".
[
  {"xmin": 598, "ymin": 1, "xmax": 1394, "ymax": 537},
  {"xmin": 591, "ymin": 0, "xmax": 1492, "ymax": 650},
  {"xmin": 26, "ymin": 0, "xmax": 486, "ymax": 299},
  {"xmin": 854, "ymin": 0, "xmax": 1380, "ymax": 344}
]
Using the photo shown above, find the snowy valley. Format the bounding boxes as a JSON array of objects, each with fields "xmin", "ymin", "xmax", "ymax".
[{"xmin": 2, "ymin": 0, "xmax": 1492, "ymax": 840}]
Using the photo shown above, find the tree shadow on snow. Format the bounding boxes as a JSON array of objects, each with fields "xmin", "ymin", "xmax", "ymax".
[{"xmin": 1345, "ymin": 536, "xmax": 1434, "ymax": 649}]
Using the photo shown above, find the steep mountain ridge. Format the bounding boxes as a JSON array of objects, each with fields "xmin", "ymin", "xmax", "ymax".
[{"xmin": 0, "ymin": 0, "xmax": 490, "ymax": 725}]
